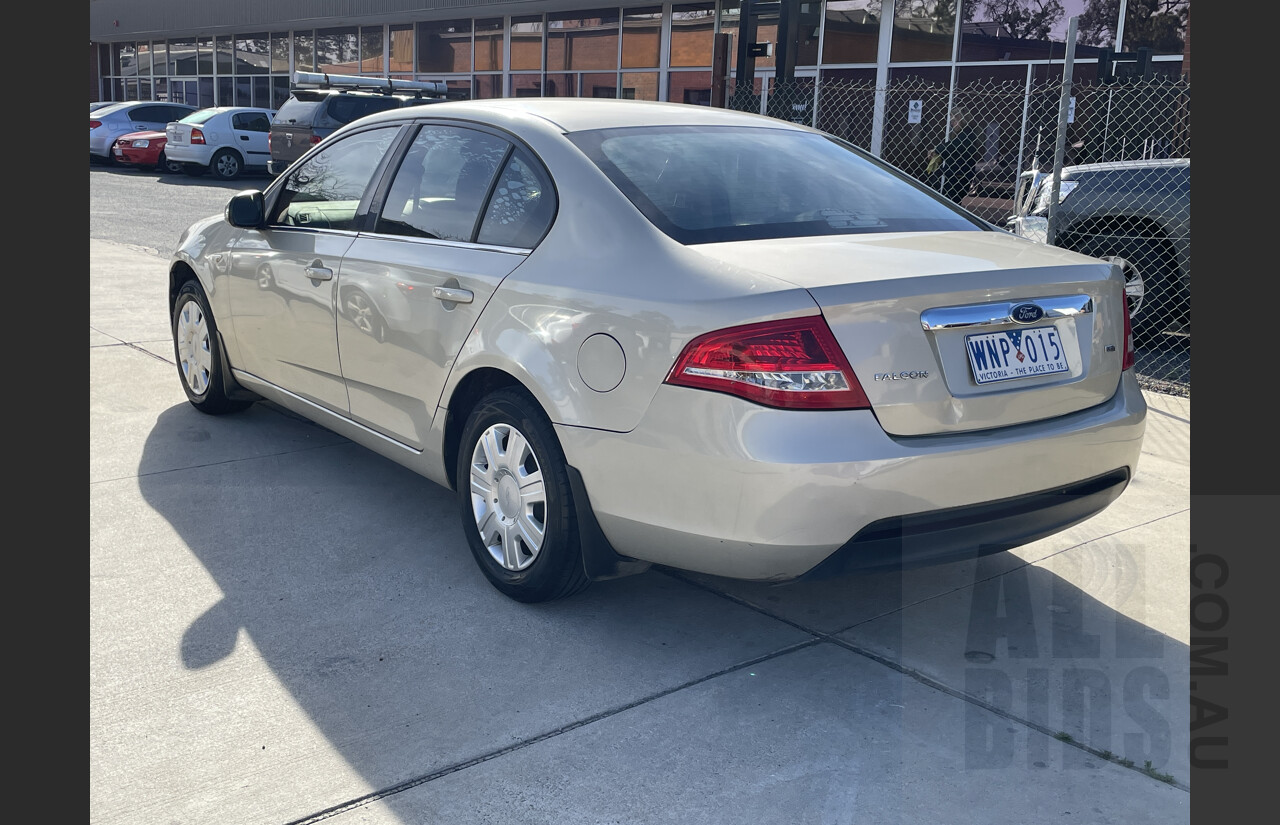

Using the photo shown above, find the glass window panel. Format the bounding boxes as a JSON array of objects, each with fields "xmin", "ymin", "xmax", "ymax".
[
  {"xmin": 960, "ymin": 1, "xmax": 1106, "ymax": 62},
  {"xmin": 253, "ymin": 76, "xmax": 271, "ymax": 108},
  {"xmin": 622, "ymin": 7, "xmax": 662, "ymax": 69},
  {"xmin": 198, "ymin": 37, "xmax": 214, "ymax": 74},
  {"xmin": 316, "ymin": 27, "xmax": 359, "ymax": 74},
  {"xmin": 198, "ymin": 76, "xmax": 215, "ymax": 106},
  {"xmin": 235, "ymin": 34, "xmax": 269, "ymax": 74},
  {"xmin": 294, "ymin": 31, "xmax": 315, "ymax": 72},
  {"xmin": 510, "ymin": 74, "xmax": 544, "ymax": 97},
  {"xmin": 270, "ymin": 33, "xmax": 290, "ymax": 74},
  {"xmin": 272, "ymin": 127, "xmax": 402, "ymax": 231},
  {"xmin": 1121, "ymin": 0, "xmax": 1188, "ymax": 55},
  {"xmin": 478, "ymin": 147, "xmax": 556, "ymax": 248},
  {"xmin": 794, "ymin": 2, "xmax": 822, "ymax": 66},
  {"xmin": 548, "ymin": 9, "xmax": 619, "ymax": 72},
  {"xmin": 376, "ymin": 126, "xmax": 510, "ymax": 242},
  {"xmin": 168, "ymin": 38, "xmax": 196, "ymax": 75},
  {"xmin": 138, "ymin": 79, "xmax": 152, "ymax": 100},
  {"xmin": 822, "ymin": 1, "xmax": 879, "ymax": 64},
  {"xmin": 584, "ymin": 72, "xmax": 619, "ymax": 97},
  {"xmin": 474, "ymin": 75, "xmax": 504, "ymax": 99},
  {"xmin": 671, "ymin": 3, "xmax": 716, "ymax": 67},
  {"xmin": 544, "ymin": 73, "xmax": 578, "ymax": 97},
  {"xmin": 99, "ymin": 43, "xmax": 112, "ymax": 78},
  {"xmin": 216, "ymin": 36, "xmax": 234, "ymax": 76},
  {"xmin": 390, "ymin": 25, "xmax": 414, "ymax": 73},
  {"xmin": 361, "ymin": 26, "xmax": 384, "ymax": 73},
  {"xmin": 890, "ymin": 0, "xmax": 955, "ymax": 63},
  {"xmin": 446, "ymin": 79, "xmax": 473, "ymax": 99},
  {"xmin": 137, "ymin": 42, "xmax": 153, "ymax": 77},
  {"xmin": 511, "ymin": 17, "xmax": 544, "ymax": 71},
  {"xmin": 272, "ymin": 76, "xmax": 291, "ymax": 109},
  {"xmin": 475, "ymin": 18, "xmax": 504, "ymax": 72},
  {"xmin": 153, "ymin": 77, "xmax": 169, "ymax": 103},
  {"xmin": 218, "ymin": 76, "xmax": 234, "ymax": 106},
  {"xmin": 620, "ymin": 71, "xmax": 659, "ymax": 100},
  {"xmin": 667, "ymin": 70, "xmax": 713, "ymax": 104},
  {"xmin": 417, "ymin": 19, "xmax": 472, "ymax": 73},
  {"xmin": 115, "ymin": 43, "xmax": 136, "ymax": 77},
  {"xmin": 235, "ymin": 77, "xmax": 251, "ymax": 106}
]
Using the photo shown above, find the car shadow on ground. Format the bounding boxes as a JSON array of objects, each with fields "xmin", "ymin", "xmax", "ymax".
[{"xmin": 122, "ymin": 396, "xmax": 1190, "ymax": 820}]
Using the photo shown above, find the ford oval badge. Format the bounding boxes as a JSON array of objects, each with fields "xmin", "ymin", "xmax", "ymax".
[{"xmin": 1010, "ymin": 303, "xmax": 1044, "ymax": 324}]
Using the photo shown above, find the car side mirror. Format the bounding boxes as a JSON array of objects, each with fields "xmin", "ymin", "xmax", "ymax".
[{"xmin": 226, "ymin": 190, "xmax": 266, "ymax": 228}]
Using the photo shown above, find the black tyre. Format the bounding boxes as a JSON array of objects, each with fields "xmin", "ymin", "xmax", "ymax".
[
  {"xmin": 157, "ymin": 150, "xmax": 183, "ymax": 174},
  {"xmin": 171, "ymin": 280, "xmax": 253, "ymax": 415},
  {"xmin": 456, "ymin": 388, "xmax": 589, "ymax": 603},
  {"xmin": 210, "ymin": 149, "xmax": 242, "ymax": 180}
]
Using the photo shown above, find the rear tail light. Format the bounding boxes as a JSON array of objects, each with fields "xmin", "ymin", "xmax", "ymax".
[
  {"xmin": 90, "ymin": 120, "xmax": 101, "ymax": 129},
  {"xmin": 190, "ymin": 128, "xmax": 205, "ymax": 144},
  {"xmin": 1121, "ymin": 297, "xmax": 1136, "ymax": 371},
  {"xmin": 311, "ymin": 135, "xmax": 323, "ymax": 145},
  {"xmin": 665, "ymin": 315, "xmax": 871, "ymax": 410}
]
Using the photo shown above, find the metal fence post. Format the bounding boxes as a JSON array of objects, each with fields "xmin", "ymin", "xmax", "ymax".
[{"xmin": 1046, "ymin": 15, "xmax": 1078, "ymax": 247}]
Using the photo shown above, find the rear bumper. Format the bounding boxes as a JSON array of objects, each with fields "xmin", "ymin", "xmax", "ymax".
[
  {"xmin": 164, "ymin": 144, "xmax": 214, "ymax": 165},
  {"xmin": 556, "ymin": 373, "xmax": 1146, "ymax": 582}
]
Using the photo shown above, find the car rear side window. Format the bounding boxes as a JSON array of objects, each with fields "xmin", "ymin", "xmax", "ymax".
[
  {"xmin": 269, "ymin": 126, "xmax": 400, "ymax": 231},
  {"xmin": 374, "ymin": 125, "xmax": 508, "ymax": 243},
  {"xmin": 569, "ymin": 125, "xmax": 982, "ymax": 244},
  {"xmin": 327, "ymin": 95, "xmax": 402, "ymax": 125},
  {"xmin": 275, "ymin": 98, "xmax": 322, "ymax": 125},
  {"xmin": 477, "ymin": 148, "xmax": 556, "ymax": 249},
  {"xmin": 233, "ymin": 112, "xmax": 272, "ymax": 132}
]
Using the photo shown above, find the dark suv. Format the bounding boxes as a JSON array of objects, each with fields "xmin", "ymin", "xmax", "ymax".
[
  {"xmin": 1006, "ymin": 158, "xmax": 1190, "ymax": 346},
  {"xmin": 268, "ymin": 72, "xmax": 447, "ymax": 175}
]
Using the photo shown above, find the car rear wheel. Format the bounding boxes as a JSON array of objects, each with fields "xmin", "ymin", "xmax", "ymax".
[
  {"xmin": 210, "ymin": 149, "xmax": 243, "ymax": 180},
  {"xmin": 172, "ymin": 281, "xmax": 253, "ymax": 415},
  {"xmin": 158, "ymin": 151, "xmax": 183, "ymax": 174},
  {"xmin": 1075, "ymin": 236, "xmax": 1180, "ymax": 348},
  {"xmin": 456, "ymin": 388, "xmax": 589, "ymax": 603}
]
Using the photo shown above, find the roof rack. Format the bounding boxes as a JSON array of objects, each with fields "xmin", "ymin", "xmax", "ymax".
[{"xmin": 291, "ymin": 71, "xmax": 447, "ymax": 97}]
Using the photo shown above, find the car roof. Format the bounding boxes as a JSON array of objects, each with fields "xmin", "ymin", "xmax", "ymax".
[
  {"xmin": 1063, "ymin": 158, "xmax": 1189, "ymax": 174},
  {"xmin": 355, "ymin": 98, "xmax": 806, "ymax": 135}
]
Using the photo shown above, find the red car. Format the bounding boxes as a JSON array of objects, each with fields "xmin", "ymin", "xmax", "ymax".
[{"xmin": 111, "ymin": 130, "xmax": 183, "ymax": 173}]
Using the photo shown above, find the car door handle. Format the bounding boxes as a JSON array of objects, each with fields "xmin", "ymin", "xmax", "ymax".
[
  {"xmin": 305, "ymin": 263, "xmax": 334, "ymax": 281},
  {"xmin": 432, "ymin": 286, "xmax": 473, "ymax": 304},
  {"xmin": 240, "ymin": 135, "xmax": 249, "ymax": 140}
]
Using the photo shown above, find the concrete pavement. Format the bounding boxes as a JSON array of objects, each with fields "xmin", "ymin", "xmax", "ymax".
[{"xmin": 90, "ymin": 238, "xmax": 1190, "ymax": 824}]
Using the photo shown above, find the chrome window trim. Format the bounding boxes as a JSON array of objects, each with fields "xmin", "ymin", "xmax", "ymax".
[
  {"xmin": 355, "ymin": 229, "xmax": 533, "ymax": 255},
  {"xmin": 919, "ymin": 295, "xmax": 1094, "ymax": 331}
]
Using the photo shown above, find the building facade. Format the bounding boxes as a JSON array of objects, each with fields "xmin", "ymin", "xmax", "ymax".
[{"xmin": 89, "ymin": 1, "xmax": 1190, "ymax": 116}]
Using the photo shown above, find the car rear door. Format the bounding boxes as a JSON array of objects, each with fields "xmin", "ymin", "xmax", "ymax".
[
  {"xmin": 334, "ymin": 122, "xmax": 556, "ymax": 448},
  {"xmin": 231, "ymin": 111, "xmax": 273, "ymax": 168}
]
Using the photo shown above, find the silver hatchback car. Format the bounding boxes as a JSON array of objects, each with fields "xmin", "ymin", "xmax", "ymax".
[{"xmin": 168, "ymin": 99, "xmax": 1146, "ymax": 602}]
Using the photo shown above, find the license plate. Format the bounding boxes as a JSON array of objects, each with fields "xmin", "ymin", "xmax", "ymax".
[{"xmin": 966, "ymin": 326, "xmax": 1069, "ymax": 385}]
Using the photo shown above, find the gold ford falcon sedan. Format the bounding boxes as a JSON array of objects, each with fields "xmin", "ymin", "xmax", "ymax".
[{"xmin": 168, "ymin": 98, "xmax": 1146, "ymax": 603}]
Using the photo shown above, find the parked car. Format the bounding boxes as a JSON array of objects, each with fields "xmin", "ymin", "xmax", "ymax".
[
  {"xmin": 91, "ymin": 101, "xmax": 199, "ymax": 163},
  {"xmin": 111, "ymin": 130, "xmax": 184, "ymax": 173},
  {"xmin": 168, "ymin": 98, "xmax": 1145, "ymax": 603},
  {"xmin": 1006, "ymin": 158, "xmax": 1190, "ymax": 346},
  {"xmin": 268, "ymin": 71, "xmax": 447, "ymax": 175},
  {"xmin": 164, "ymin": 106, "xmax": 276, "ymax": 180}
]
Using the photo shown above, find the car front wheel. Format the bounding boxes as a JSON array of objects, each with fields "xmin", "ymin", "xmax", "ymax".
[
  {"xmin": 172, "ymin": 280, "xmax": 253, "ymax": 415},
  {"xmin": 456, "ymin": 388, "xmax": 589, "ymax": 603}
]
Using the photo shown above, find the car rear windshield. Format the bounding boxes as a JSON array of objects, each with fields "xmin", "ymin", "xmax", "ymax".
[
  {"xmin": 274, "ymin": 97, "xmax": 323, "ymax": 126},
  {"xmin": 326, "ymin": 95, "xmax": 403, "ymax": 125},
  {"xmin": 179, "ymin": 109, "xmax": 220, "ymax": 124},
  {"xmin": 568, "ymin": 125, "xmax": 983, "ymax": 244}
]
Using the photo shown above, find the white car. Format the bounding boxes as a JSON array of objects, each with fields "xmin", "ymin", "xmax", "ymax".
[
  {"xmin": 165, "ymin": 106, "xmax": 276, "ymax": 180},
  {"xmin": 90, "ymin": 101, "xmax": 198, "ymax": 162}
]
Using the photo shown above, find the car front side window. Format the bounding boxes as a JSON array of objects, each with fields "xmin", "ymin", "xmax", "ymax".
[{"xmin": 268, "ymin": 126, "xmax": 400, "ymax": 231}]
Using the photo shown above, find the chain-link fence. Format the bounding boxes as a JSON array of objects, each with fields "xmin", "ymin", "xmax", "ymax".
[{"xmin": 728, "ymin": 74, "xmax": 1190, "ymax": 397}]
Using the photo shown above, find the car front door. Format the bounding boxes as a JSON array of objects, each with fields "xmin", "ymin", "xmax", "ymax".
[
  {"xmin": 226, "ymin": 125, "xmax": 405, "ymax": 413},
  {"xmin": 335, "ymin": 123, "xmax": 556, "ymax": 448}
]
